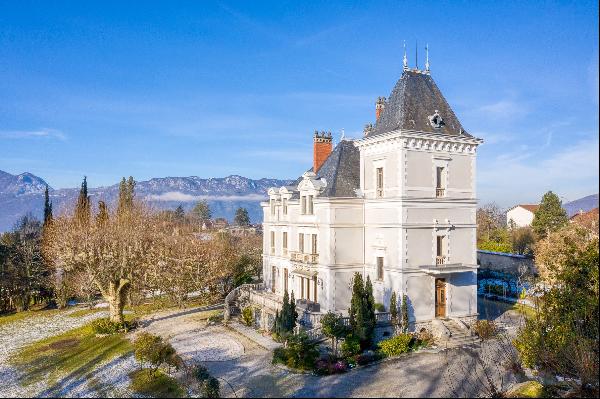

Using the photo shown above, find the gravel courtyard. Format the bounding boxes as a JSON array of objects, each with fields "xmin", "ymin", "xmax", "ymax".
[{"xmin": 0, "ymin": 300, "xmax": 523, "ymax": 398}]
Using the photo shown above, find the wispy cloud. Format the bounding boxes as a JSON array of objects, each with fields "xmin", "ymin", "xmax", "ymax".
[
  {"xmin": 0, "ymin": 128, "xmax": 66, "ymax": 141},
  {"xmin": 479, "ymin": 137, "xmax": 599, "ymax": 206},
  {"xmin": 477, "ymin": 100, "xmax": 529, "ymax": 121},
  {"xmin": 146, "ymin": 191, "xmax": 267, "ymax": 202}
]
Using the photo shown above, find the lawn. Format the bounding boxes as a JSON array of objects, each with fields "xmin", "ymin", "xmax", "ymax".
[
  {"xmin": 9, "ymin": 322, "xmax": 133, "ymax": 392},
  {"xmin": 0, "ymin": 308, "xmax": 60, "ymax": 327}
]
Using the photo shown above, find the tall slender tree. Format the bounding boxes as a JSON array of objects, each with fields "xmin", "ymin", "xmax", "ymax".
[
  {"xmin": 96, "ymin": 201, "xmax": 109, "ymax": 226},
  {"xmin": 234, "ymin": 207, "xmax": 251, "ymax": 226},
  {"xmin": 43, "ymin": 185, "xmax": 53, "ymax": 227},
  {"xmin": 74, "ymin": 176, "xmax": 91, "ymax": 224},
  {"xmin": 117, "ymin": 176, "xmax": 136, "ymax": 217},
  {"xmin": 364, "ymin": 276, "xmax": 376, "ymax": 343},
  {"xmin": 390, "ymin": 291, "xmax": 398, "ymax": 328}
]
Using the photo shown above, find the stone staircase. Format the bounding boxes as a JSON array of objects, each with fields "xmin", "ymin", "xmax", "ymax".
[{"xmin": 440, "ymin": 319, "xmax": 480, "ymax": 349}]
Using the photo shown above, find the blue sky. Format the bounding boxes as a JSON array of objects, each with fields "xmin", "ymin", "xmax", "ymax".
[{"xmin": 1, "ymin": 1, "xmax": 598, "ymax": 207}]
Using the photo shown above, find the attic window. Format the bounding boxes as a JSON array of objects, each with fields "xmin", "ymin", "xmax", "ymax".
[{"xmin": 428, "ymin": 110, "xmax": 445, "ymax": 129}]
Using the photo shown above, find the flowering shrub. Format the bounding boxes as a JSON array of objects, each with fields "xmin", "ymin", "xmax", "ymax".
[
  {"xmin": 473, "ymin": 320, "xmax": 497, "ymax": 340},
  {"xmin": 378, "ymin": 333, "xmax": 412, "ymax": 357},
  {"xmin": 314, "ymin": 356, "xmax": 348, "ymax": 375}
]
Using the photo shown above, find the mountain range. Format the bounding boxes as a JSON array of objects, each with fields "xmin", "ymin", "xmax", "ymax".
[{"xmin": 0, "ymin": 169, "xmax": 291, "ymax": 232}]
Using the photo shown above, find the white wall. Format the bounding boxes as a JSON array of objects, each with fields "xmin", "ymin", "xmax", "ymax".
[{"xmin": 506, "ymin": 207, "xmax": 535, "ymax": 227}]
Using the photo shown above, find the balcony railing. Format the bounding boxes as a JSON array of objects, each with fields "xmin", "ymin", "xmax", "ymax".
[
  {"xmin": 436, "ymin": 255, "xmax": 446, "ymax": 265},
  {"xmin": 436, "ymin": 188, "xmax": 445, "ymax": 198},
  {"xmin": 289, "ymin": 251, "xmax": 319, "ymax": 264}
]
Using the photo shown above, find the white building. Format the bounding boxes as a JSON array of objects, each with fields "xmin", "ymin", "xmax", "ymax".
[
  {"xmin": 506, "ymin": 204, "xmax": 539, "ymax": 228},
  {"xmin": 250, "ymin": 62, "xmax": 483, "ymax": 330}
]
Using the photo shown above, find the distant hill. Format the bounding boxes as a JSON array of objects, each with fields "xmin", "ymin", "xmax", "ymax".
[
  {"xmin": 563, "ymin": 194, "xmax": 599, "ymax": 217},
  {"xmin": 0, "ymin": 170, "xmax": 292, "ymax": 232}
]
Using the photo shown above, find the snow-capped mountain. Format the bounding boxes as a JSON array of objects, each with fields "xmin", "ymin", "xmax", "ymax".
[{"xmin": 0, "ymin": 170, "xmax": 291, "ymax": 232}]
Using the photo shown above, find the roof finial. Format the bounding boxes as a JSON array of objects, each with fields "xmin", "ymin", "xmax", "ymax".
[
  {"xmin": 340, "ymin": 128, "xmax": 345, "ymax": 141},
  {"xmin": 403, "ymin": 40, "xmax": 408, "ymax": 70},
  {"xmin": 425, "ymin": 43, "xmax": 430, "ymax": 72},
  {"xmin": 415, "ymin": 40, "xmax": 418, "ymax": 70}
]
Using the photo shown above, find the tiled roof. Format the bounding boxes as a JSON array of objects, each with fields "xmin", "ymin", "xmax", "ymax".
[
  {"xmin": 368, "ymin": 70, "xmax": 469, "ymax": 137},
  {"xmin": 292, "ymin": 140, "xmax": 360, "ymax": 198},
  {"xmin": 517, "ymin": 204, "xmax": 539, "ymax": 213}
]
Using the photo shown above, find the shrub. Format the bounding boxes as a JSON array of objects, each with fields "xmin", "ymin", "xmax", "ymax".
[
  {"xmin": 417, "ymin": 328, "xmax": 434, "ymax": 346},
  {"xmin": 272, "ymin": 333, "xmax": 319, "ymax": 371},
  {"xmin": 90, "ymin": 317, "xmax": 137, "ymax": 334},
  {"xmin": 314, "ymin": 356, "xmax": 348, "ymax": 375},
  {"xmin": 203, "ymin": 377, "xmax": 220, "ymax": 398},
  {"xmin": 129, "ymin": 369, "xmax": 185, "ymax": 398},
  {"xmin": 378, "ymin": 333, "xmax": 412, "ymax": 357},
  {"xmin": 341, "ymin": 335, "xmax": 361, "ymax": 358},
  {"xmin": 474, "ymin": 320, "xmax": 497, "ymax": 340},
  {"xmin": 193, "ymin": 364, "xmax": 211, "ymax": 383},
  {"xmin": 374, "ymin": 303, "xmax": 386, "ymax": 312},
  {"xmin": 134, "ymin": 332, "xmax": 179, "ymax": 373},
  {"xmin": 241, "ymin": 307, "xmax": 253, "ymax": 327}
]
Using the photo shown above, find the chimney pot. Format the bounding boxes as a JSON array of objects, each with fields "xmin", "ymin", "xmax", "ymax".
[{"xmin": 375, "ymin": 97, "xmax": 386, "ymax": 120}]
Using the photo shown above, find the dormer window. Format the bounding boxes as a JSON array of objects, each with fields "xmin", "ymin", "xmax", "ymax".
[
  {"xmin": 301, "ymin": 196, "xmax": 306, "ymax": 214},
  {"xmin": 307, "ymin": 195, "xmax": 314, "ymax": 215},
  {"xmin": 270, "ymin": 199, "xmax": 276, "ymax": 216}
]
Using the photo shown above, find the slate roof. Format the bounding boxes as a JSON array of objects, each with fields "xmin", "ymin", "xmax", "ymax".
[
  {"xmin": 368, "ymin": 70, "xmax": 469, "ymax": 137},
  {"xmin": 291, "ymin": 140, "xmax": 360, "ymax": 198}
]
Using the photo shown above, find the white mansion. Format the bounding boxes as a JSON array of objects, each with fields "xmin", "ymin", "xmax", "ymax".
[{"xmin": 254, "ymin": 60, "xmax": 483, "ymax": 328}]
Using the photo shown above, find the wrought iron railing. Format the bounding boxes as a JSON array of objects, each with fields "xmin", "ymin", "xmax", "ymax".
[
  {"xmin": 436, "ymin": 188, "xmax": 445, "ymax": 198},
  {"xmin": 436, "ymin": 255, "xmax": 446, "ymax": 265},
  {"xmin": 289, "ymin": 251, "xmax": 319, "ymax": 264}
]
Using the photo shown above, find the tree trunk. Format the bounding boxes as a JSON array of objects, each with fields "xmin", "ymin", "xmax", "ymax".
[{"xmin": 103, "ymin": 278, "xmax": 130, "ymax": 324}]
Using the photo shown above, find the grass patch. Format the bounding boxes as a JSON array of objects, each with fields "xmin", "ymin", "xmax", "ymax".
[
  {"xmin": 512, "ymin": 302, "xmax": 537, "ymax": 319},
  {"xmin": 129, "ymin": 369, "xmax": 185, "ymax": 398},
  {"xmin": 67, "ymin": 308, "xmax": 106, "ymax": 318},
  {"xmin": 0, "ymin": 308, "xmax": 60, "ymax": 327},
  {"xmin": 9, "ymin": 322, "xmax": 133, "ymax": 388},
  {"xmin": 506, "ymin": 380, "xmax": 544, "ymax": 398}
]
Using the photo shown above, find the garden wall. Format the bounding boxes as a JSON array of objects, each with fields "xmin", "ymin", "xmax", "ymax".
[{"xmin": 477, "ymin": 250, "xmax": 537, "ymax": 276}]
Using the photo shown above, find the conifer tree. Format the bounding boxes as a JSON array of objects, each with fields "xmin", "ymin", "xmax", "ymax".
[
  {"xmin": 289, "ymin": 290, "xmax": 298, "ymax": 331},
  {"xmin": 96, "ymin": 201, "xmax": 109, "ymax": 226},
  {"xmin": 364, "ymin": 276, "xmax": 376, "ymax": 343},
  {"xmin": 401, "ymin": 294, "xmax": 409, "ymax": 333},
  {"xmin": 531, "ymin": 191, "xmax": 568, "ymax": 239},
  {"xmin": 192, "ymin": 200, "xmax": 211, "ymax": 222},
  {"xmin": 43, "ymin": 185, "xmax": 53, "ymax": 227},
  {"xmin": 390, "ymin": 291, "xmax": 398, "ymax": 328},
  {"xmin": 234, "ymin": 207, "xmax": 251, "ymax": 226},
  {"xmin": 75, "ymin": 176, "xmax": 91, "ymax": 225},
  {"xmin": 117, "ymin": 176, "xmax": 136, "ymax": 216},
  {"xmin": 174, "ymin": 204, "xmax": 185, "ymax": 222}
]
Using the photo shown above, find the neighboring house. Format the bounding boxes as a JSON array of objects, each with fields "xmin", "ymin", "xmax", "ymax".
[
  {"xmin": 240, "ymin": 61, "xmax": 483, "ymax": 331},
  {"xmin": 570, "ymin": 207, "xmax": 599, "ymax": 224},
  {"xmin": 506, "ymin": 205, "xmax": 539, "ymax": 228}
]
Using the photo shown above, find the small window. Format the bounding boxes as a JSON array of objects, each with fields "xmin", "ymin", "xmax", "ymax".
[
  {"xmin": 376, "ymin": 167, "xmax": 384, "ymax": 198},
  {"xmin": 308, "ymin": 195, "xmax": 314, "ymax": 215},
  {"xmin": 436, "ymin": 167, "xmax": 445, "ymax": 197},
  {"xmin": 270, "ymin": 231, "xmax": 275, "ymax": 254},
  {"xmin": 282, "ymin": 198, "xmax": 288, "ymax": 215},
  {"xmin": 436, "ymin": 236, "xmax": 446, "ymax": 265},
  {"xmin": 301, "ymin": 196, "xmax": 306, "ymax": 214},
  {"xmin": 299, "ymin": 233, "xmax": 304, "ymax": 253},
  {"xmin": 270, "ymin": 199, "xmax": 276, "ymax": 216},
  {"xmin": 377, "ymin": 257, "xmax": 384, "ymax": 280},
  {"xmin": 282, "ymin": 232, "xmax": 288, "ymax": 254},
  {"xmin": 311, "ymin": 234, "xmax": 318, "ymax": 255},
  {"xmin": 272, "ymin": 266, "xmax": 276, "ymax": 293}
]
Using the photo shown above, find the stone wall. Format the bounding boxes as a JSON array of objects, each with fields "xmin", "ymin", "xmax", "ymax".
[{"xmin": 477, "ymin": 250, "xmax": 536, "ymax": 276}]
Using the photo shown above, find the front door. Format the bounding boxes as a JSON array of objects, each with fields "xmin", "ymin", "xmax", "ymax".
[{"xmin": 435, "ymin": 278, "xmax": 446, "ymax": 318}]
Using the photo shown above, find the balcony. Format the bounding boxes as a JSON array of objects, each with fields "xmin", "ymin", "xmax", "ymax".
[
  {"xmin": 289, "ymin": 251, "xmax": 319, "ymax": 264},
  {"xmin": 436, "ymin": 188, "xmax": 445, "ymax": 198},
  {"xmin": 436, "ymin": 255, "xmax": 446, "ymax": 265}
]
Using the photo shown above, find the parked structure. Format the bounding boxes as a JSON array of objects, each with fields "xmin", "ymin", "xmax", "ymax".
[{"xmin": 237, "ymin": 56, "xmax": 483, "ymax": 331}]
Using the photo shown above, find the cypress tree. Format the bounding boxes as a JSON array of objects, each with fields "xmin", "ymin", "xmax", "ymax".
[
  {"xmin": 401, "ymin": 294, "xmax": 409, "ymax": 333},
  {"xmin": 43, "ymin": 185, "xmax": 53, "ymax": 227},
  {"xmin": 289, "ymin": 290, "xmax": 298, "ymax": 331},
  {"xmin": 349, "ymin": 273, "xmax": 366, "ymax": 342},
  {"xmin": 117, "ymin": 176, "xmax": 136, "ymax": 217},
  {"xmin": 364, "ymin": 276, "xmax": 376, "ymax": 345},
  {"xmin": 175, "ymin": 204, "xmax": 185, "ymax": 222},
  {"xmin": 75, "ymin": 176, "xmax": 91, "ymax": 224},
  {"xmin": 390, "ymin": 291, "xmax": 398, "ymax": 328}
]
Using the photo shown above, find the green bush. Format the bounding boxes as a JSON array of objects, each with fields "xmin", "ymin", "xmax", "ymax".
[
  {"xmin": 271, "ymin": 332, "xmax": 319, "ymax": 371},
  {"xmin": 203, "ymin": 376, "xmax": 220, "ymax": 398},
  {"xmin": 129, "ymin": 369, "xmax": 185, "ymax": 398},
  {"xmin": 90, "ymin": 317, "xmax": 134, "ymax": 334},
  {"xmin": 341, "ymin": 335, "xmax": 361, "ymax": 358},
  {"xmin": 241, "ymin": 307, "xmax": 253, "ymax": 326},
  {"xmin": 133, "ymin": 332, "xmax": 180, "ymax": 373},
  {"xmin": 473, "ymin": 320, "xmax": 497, "ymax": 340},
  {"xmin": 378, "ymin": 334, "xmax": 412, "ymax": 357},
  {"xmin": 374, "ymin": 303, "xmax": 386, "ymax": 312}
]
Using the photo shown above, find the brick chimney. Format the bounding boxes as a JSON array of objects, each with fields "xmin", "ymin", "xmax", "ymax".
[
  {"xmin": 313, "ymin": 130, "xmax": 333, "ymax": 172},
  {"xmin": 375, "ymin": 96, "xmax": 386, "ymax": 120}
]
